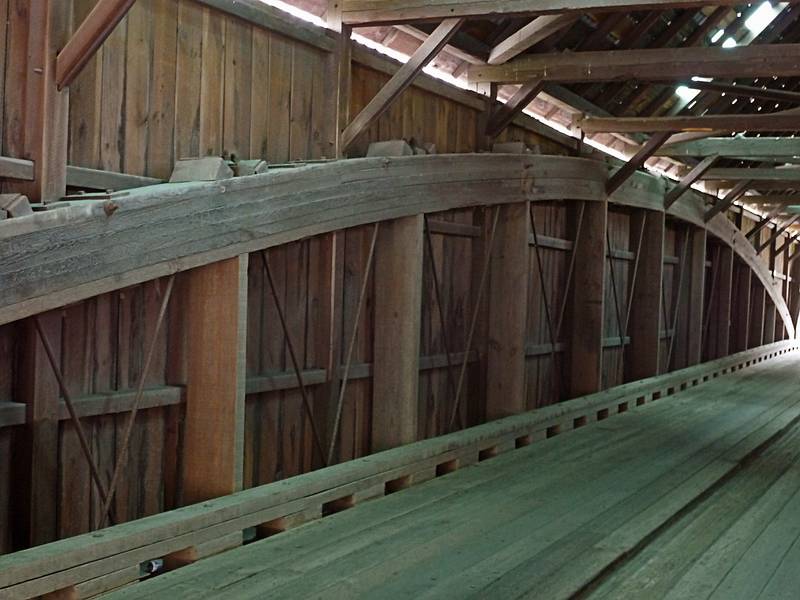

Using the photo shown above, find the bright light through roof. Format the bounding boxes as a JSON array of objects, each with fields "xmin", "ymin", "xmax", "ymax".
[
  {"xmin": 746, "ymin": 2, "xmax": 779, "ymax": 35},
  {"xmin": 676, "ymin": 85, "xmax": 700, "ymax": 101},
  {"xmin": 722, "ymin": 37, "xmax": 738, "ymax": 48},
  {"xmin": 710, "ymin": 29, "xmax": 724, "ymax": 43}
]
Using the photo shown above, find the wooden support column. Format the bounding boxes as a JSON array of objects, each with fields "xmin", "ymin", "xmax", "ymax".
[
  {"xmin": 674, "ymin": 226, "xmax": 706, "ymax": 368},
  {"xmin": 486, "ymin": 203, "xmax": 529, "ymax": 420},
  {"xmin": 705, "ymin": 244, "xmax": 733, "ymax": 361},
  {"xmin": 372, "ymin": 216, "xmax": 423, "ymax": 452},
  {"xmin": 21, "ymin": 0, "xmax": 70, "ymax": 202},
  {"xmin": 182, "ymin": 256, "xmax": 248, "ymax": 505},
  {"xmin": 748, "ymin": 283, "xmax": 766, "ymax": 349},
  {"xmin": 625, "ymin": 209, "xmax": 663, "ymax": 381},
  {"xmin": 730, "ymin": 261, "xmax": 752, "ymax": 353},
  {"xmin": 568, "ymin": 200, "xmax": 607, "ymax": 398},
  {"xmin": 13, "ymin": 312, "xmax": 61, "ymax": 548},
  {"xmin": 764, "ymin": 301, "xmax": 777, "ymax": 345},
  {"xmin": 791, "ymin": 257, "xmax": 800, "ymax": 330}
]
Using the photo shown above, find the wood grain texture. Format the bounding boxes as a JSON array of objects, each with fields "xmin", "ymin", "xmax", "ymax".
[
  {"xmin": 372, "ymin": 216, "xmax": 423, "ymax": 451},
  {"xmin": 182, "ymin": 256, "xmax": 248, "ymax": 504}
]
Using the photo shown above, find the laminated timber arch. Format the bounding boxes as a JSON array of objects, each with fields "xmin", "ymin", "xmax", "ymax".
[{"xmin": 0, "ymin": 153, "xmax": 793, "ymax": 337}]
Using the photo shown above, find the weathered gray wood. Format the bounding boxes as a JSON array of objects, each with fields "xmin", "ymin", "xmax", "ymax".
[
  {"xmin": 703, "ymin": 168, "xmax": 800, "ymax": 182},
  {"xmin": 0, "ymin": 155, "xmax": 608, "ymax": 327},
  {"xmin": 580, "ymin": 111, "xmax": 800, "ymax": 134},
  {"xmin": 66, "ymin": 165, "xmax": 163, "ymax": 190},
  {"xmin": 626, "ymin": 209, "xmax": 663, "ymax": 380},
  {"xmin": 0, "ymin": 154, "xmax": 792, "ymax": 341},
  {"xmin": 468, "ymin": 45, "xmax": 800, "ymax": 84},
  {"xmin": 340, "ymin": 0, "xmax": 757, "ymax": 25},
  {"xmin": 0, "ymin": 156, "xmax": 35, "ymax": 180},
  {"xmin": 656, "ymin": 137, "xmax": 800, "ymax": 159},
  {"xmin": 69, "ymin": 349, "xmax": 800, "ymax": 600},
  {"xmin": 170, "ymin": 157, "xmax": 234, "ymax": 183},
  {"xmin": 487, "ymin": 14, "xmax": 576, "ymax": 64}
]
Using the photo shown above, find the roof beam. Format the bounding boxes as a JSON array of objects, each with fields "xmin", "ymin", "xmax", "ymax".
[
  {"xmin": 671, "ymin": 80, "xmax": 800, "ymax": 105},
  {"xmin": 743, "ymin": 195, "xmax": 800, "ymax": 205},
  {"xmin": 341, "ymin": 18, "xmax": 463, "ymax": 152},
  {"xmin": 488, "ymin": 14, "xmax": 577, "ymax": 64},
  {"xmin": 467, "ymin": 44, "xmax": 800, "ymax": 84},
  {"xmin": 340, "ymin": 0, "xmax": 751, "ymax": 25},
  {"xmin": 656, "ymin": 137, "xmax": 800, "ymax": 159},
  {"xmin": 578, "ymin": 111, "xmax": 800, "ymax": 134},
  {"xmin": 664, "ymin": 155, "xmax": 718, "ymax": 210},
  {"xmin": 606, "ymin": 132, "xmax": 672, "ymax": 195},
  {"xmin": 702, "ymin": 168, "xmax": 800, "ymax": 182},
  {"xmin": 56, "ymin": 0, "xmax": 137, "ymax": 89}
]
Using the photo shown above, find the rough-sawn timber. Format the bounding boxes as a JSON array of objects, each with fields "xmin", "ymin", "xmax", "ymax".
[{"xmin": 0, "ymin": 154, "xmax": 792, "ymax": 336}]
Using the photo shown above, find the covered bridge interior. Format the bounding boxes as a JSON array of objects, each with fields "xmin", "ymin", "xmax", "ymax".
[{"xmin": 2, "ymin": 0, "xmax": 800, "ymax": 598}]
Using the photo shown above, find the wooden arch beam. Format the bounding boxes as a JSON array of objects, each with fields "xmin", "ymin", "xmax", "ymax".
[{"xmin": 0, "ymin": 154, "xmax": 792, "ymax": 337}]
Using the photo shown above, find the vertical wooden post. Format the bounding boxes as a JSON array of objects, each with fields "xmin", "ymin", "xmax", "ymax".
[
  {"xmin": 625, "ymin": 209, "xmax": 663, "ymax": 381},
  {"xmin": 791, "ymin": 257, "xmax": 800, "ymax": 331},
  {"xmin": 332, "ymin": 28, "xmax": 351, "ymax": 159},
  {"xmin": 705, "ymin": 244, "xmax": 733, "ymax": 360},
  {"xmin": 21, "ymin": 0, "xmax": 69, "ymax": 202},
  {"xmin": 182, "ymin": 256, "xmax": 248, "ymax": 505},
  {"xmin": 674, "ymin": 226, "xmax": 706, "ymax": 368},
  {"xmin": 468, "ymin": 208, "xmax": 492, "ymax": 424},
  {"xmin": 13, "ymin": 312, "xmax": 61, "ymax": 548},
  {"xmin": 486, "ymin": 202, "xmax": 529, "ymax": 420},
  {"xmin": 731, "ymin": 261, "xmax": 752, "ymax": 353},
  {"xmin": 748, "ymin": 283, "xmax": 766, "ymax": 349},
  {"xmin": 763, "ymin": 300, "xmax": 777, "ymax": 345},
  {"xmin": 568, "ymin": 200, "xmax": 607, "ymax": 397},
  {"xmin": 372, "ymin": 216, "xmax": 423, "ymax": 452}
]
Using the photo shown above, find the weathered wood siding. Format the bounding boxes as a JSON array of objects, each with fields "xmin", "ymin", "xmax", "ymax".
[{"xmin": 0, "ymin": 0, "xmax": 794, "ymax": 557}]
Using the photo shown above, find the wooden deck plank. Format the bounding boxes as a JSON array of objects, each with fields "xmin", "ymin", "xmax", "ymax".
[
  {"xmin": 100, "ymin": 355, "xmax": 800, "ymax": 600},
  {"xmin": 590, "ymin": 426, "xmax": 800, "ymax": 599}
]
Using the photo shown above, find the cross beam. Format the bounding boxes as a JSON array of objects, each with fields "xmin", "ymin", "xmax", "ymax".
[
  {"xmin": 468, "ymin": 44, "xmax": 800, "ymax": 84},
  {"xmin": 487, "ymin": 14, "xmax": 576, "ymax": 64},
  {"xmin": 656, "ymin": 137, "xmax": 800, "ymax": 159},
  {"xmin": 669, "ymin": 80, "xmax": 800, "ymax": 105},
  {"xmin": 578, "ymin": 111, "xmax": 800, "ymax": 134},
  {"xmin": 340, "ymin": 0, "xmax": 754, "ymax": 25},
  {"xmin": 702, "ymin": 168, "xmax": 800, "ymax": 182}
]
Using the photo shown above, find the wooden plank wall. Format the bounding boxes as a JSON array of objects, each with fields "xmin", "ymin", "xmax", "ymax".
[{"xmin": 0, "ymin": 0, "xmax": 795, "ymax": 557}]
